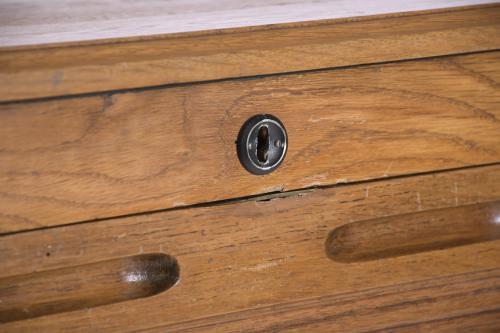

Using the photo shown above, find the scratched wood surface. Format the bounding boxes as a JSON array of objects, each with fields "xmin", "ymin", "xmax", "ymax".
[
  {"xmin": 1, "ymin": 165, "xmax": 500, "ymax": 332},
  {"xmin": 1, "ymin": 5, "xmax": 500, "ymax": 101},
  {"xmin": 1, "ymin": 52, "xmax": 500, "ymax": 232}
]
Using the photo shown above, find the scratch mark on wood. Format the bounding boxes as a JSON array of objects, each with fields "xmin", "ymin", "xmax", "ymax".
[
  {"xmin": 384, "ymin": 161, "xmax": 394, "ymax": 177},
  {"xmin": 454, "ymin": 181, "xmax": 460, "ymax": 206}
]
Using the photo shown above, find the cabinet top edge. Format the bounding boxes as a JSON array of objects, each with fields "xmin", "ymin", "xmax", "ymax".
[{"xmin": 1, "ymin": 0, "xmax": 499, "ymax": 50}]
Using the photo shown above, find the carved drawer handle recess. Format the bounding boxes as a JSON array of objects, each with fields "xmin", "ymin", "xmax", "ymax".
[
  {"xmin": 0, "ymin": 253, "xmax": 179, "ymax": 323},
  {"xmin": 326, "ymin": 201, "xmax": 500, "ymax": 263}
]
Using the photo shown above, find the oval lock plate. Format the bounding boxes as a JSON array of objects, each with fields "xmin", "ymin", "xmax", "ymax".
[{"xmin": 237, "ymin": 114, "xmax": 287, "ymax": 175}]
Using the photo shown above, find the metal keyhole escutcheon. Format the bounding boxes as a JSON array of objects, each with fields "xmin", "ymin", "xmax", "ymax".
[{"xmin": 237, "ymin": 114, "xmax": 287, "ymax": 175}]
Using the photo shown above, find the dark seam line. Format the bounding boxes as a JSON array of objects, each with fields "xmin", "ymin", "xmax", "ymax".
[
  {"xmin": 0, "ymin": 48, "xmax": 499, "ymax": 105},
  {"xmin": 2, "ymin": 161, "xmax": 500, "ymax": 237}
]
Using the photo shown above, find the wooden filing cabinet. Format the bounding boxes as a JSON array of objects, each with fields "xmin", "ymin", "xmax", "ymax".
[{"xmin": 1, "ymin": 1, "xmax": 500, "ymax": 332}]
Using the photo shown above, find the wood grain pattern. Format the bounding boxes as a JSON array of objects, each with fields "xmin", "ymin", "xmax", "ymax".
[
  {"xmin": 0, "ymin": 253, "xmax": 179, "ymax": 323},
  {"xmin": 144, "ymin": 269, "xmax": 500, "ymax": 333},
  {"xmin": 1, "ymin": 5, "xmax": 500, "ymax": 101},
  {"xmin": 1, "ymin": 165, "xmax": 500, "ymax": 332},
  {"xmin": 1, "ymin": 0, "xmax": 495, "ymax": 47},
  {"xmin": 326, "ymin": 200, "xmax": 500, "ymax": 262},
  {"xmin": 2, "ymin": 52, "xmax": 500, "ymax": 232}
]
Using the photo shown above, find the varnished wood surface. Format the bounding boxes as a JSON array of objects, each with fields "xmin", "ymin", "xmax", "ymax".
[
  {"xmin": 1, "ymin": 52, "xmax": 500, "ymax": 232},
  {"xmin": 326, "ymin": 200, "xmax": 500, "ymax": 262},
  {"xmin": 1, "ymin": 5, "xmax": 500, "ymax": 101},
  {"xmin": 1, "ymin": 0, "xmax": 495, "ymax": 47},
  {"xmin": 2, "ymin": 4, "xmax": 500, "ymax": 329},
  {"xmin": 0, "ymin": 254, "xmax": 179, "ymax": 323},
  {"xmin": 1, "ymin": 165, "xmax": 500, "ymax": 332}
]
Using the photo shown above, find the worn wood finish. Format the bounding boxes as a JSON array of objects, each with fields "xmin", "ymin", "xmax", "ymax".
[
  {"xmin": 1, "ymin": 165, "xmax": 500, "ymax": 332},
  {"xmin": 0, "ymin": 253, "xmax": 179, "ymax": 323},
  {"xmin": 1, "ymin": 5, "xmax": 500, "ymax": 101},
  {"xmin": 2, "ymin": 52, "xmax": 500, "ymax": 232},
  {"xmin": 326, "ymin": 200, "xmax": 500, "ymax": 262}
]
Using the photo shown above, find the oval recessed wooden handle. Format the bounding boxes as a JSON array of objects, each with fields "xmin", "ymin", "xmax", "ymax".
[
  {"xmin": 326, "ymin": 201, "xmax": 500, "ymax": 263},
  {"xmin": 0, "ymin": 253, "xmax": 179, "ymax": 323}
]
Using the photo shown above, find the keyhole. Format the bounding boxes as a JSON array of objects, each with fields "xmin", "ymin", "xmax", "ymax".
[
  {"xmin": 237, "ymin": 114, "xmax": 287, "ymax": 174},
  {"xmin": 257, "ymin": 125, "xmax": 269, "ymax": 164}
]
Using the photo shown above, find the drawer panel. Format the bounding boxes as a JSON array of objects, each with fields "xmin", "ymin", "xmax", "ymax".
[
  {"xmin": 1, "ymin": 165, "xmax": 500, "ymax": 332},
  {"xmin": 1, "ymin": 52, "xmax": 500, "ymax": 232}
]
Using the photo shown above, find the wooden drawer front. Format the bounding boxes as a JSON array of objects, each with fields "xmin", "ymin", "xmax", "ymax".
[
  {"xmin": 1, "ymin": 165, "xmax": 500, "ymax": 332},
  {"xmin": 1, "ymin": 52, "xmax": 500, "ymax": 232}
]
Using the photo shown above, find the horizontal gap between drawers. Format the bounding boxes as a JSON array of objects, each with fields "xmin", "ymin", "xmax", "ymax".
[{"xmin": 2, "ymin": 161, "xmax": 500, "ymax": 238}]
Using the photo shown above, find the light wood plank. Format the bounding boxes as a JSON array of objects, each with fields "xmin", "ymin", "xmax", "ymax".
[
  {"xmin": 1, "ymin": 5, "xmax": 500, "ymax": 101},
  {"xmin": 1, "ymin": 52, "xmax": 500, "ymax": 232},
  {"xmin": 0, "ymin": 0, "xmax": 496, "ymax": 47},
  {"xmin": 1, "ymin": 165, "xmax": 500, "ymax": 332}
]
